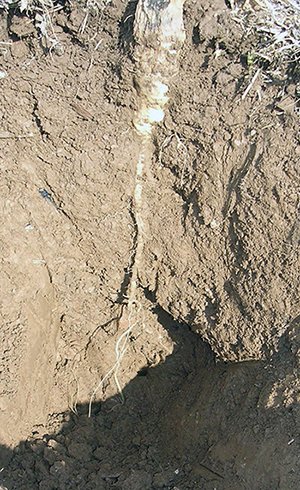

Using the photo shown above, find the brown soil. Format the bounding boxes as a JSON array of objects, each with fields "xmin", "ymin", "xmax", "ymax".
[{"xmin": 0, "ymin": 1, "xmax": 299, "ymax": 489}]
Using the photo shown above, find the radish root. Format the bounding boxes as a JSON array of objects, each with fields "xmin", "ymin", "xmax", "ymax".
[{"xmin": 89, "ymin": 0, "xmax": 186, "ymax": 412}]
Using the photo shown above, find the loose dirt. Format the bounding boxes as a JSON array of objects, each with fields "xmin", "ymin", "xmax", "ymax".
[{"xmin": 0, "ymin": 0, "xmax": 299, "ymax": 489}]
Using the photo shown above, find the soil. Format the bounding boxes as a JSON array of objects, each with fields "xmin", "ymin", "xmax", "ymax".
[{"xmin": 0, "ymin": 0, "xmax": 299, "ymax": 489}]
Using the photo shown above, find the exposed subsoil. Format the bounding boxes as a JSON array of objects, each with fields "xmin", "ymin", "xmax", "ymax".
[{"xmin": 0, "ymin": 0, "xmax": 299, "ymax": 489}]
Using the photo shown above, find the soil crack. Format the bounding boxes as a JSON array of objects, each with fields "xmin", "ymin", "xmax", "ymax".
[{"xmin": 32, "ymin": 98, "xmax": 49, "ymax": 139}]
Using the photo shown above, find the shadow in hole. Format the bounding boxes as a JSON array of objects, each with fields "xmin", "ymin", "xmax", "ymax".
[
  {"xmin": 0, "ymin": 305, "xmax": 215, "ymax": 490},
  {"xmin": 119, "ymin": 0, "xmax": 139, "ymax": 55},
  {"xmin": 0, "ymin": 307, "xmax": 298, "ymax": 490}
]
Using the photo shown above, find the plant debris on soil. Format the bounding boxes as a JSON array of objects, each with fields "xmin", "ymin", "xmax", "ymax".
[
  {"xmin": 0, "ymin": 0, "xmax": 299, "ymax": 489},
  {"xmin": 230, "ymin": 0, "xmax": 300, "ymax": 87}
]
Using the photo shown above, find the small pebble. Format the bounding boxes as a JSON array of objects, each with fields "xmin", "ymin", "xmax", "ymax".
[{"xmin": 25, "ymin": 223, "xmax": 34, "ymax": 231}]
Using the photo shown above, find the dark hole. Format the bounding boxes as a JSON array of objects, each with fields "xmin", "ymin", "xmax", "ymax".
[
  {"xmin": 192, "ymin": 25, "xmax": 201, "ymax": 46},
  {"xmin": 137, "ymin": 367, "xmax": 149, "ymax": 377}
]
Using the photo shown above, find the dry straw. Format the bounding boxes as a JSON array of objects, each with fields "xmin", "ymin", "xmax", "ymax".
[{"xmin": 231, "ymin": 0, "xmax": 300, "ymax": 64}]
